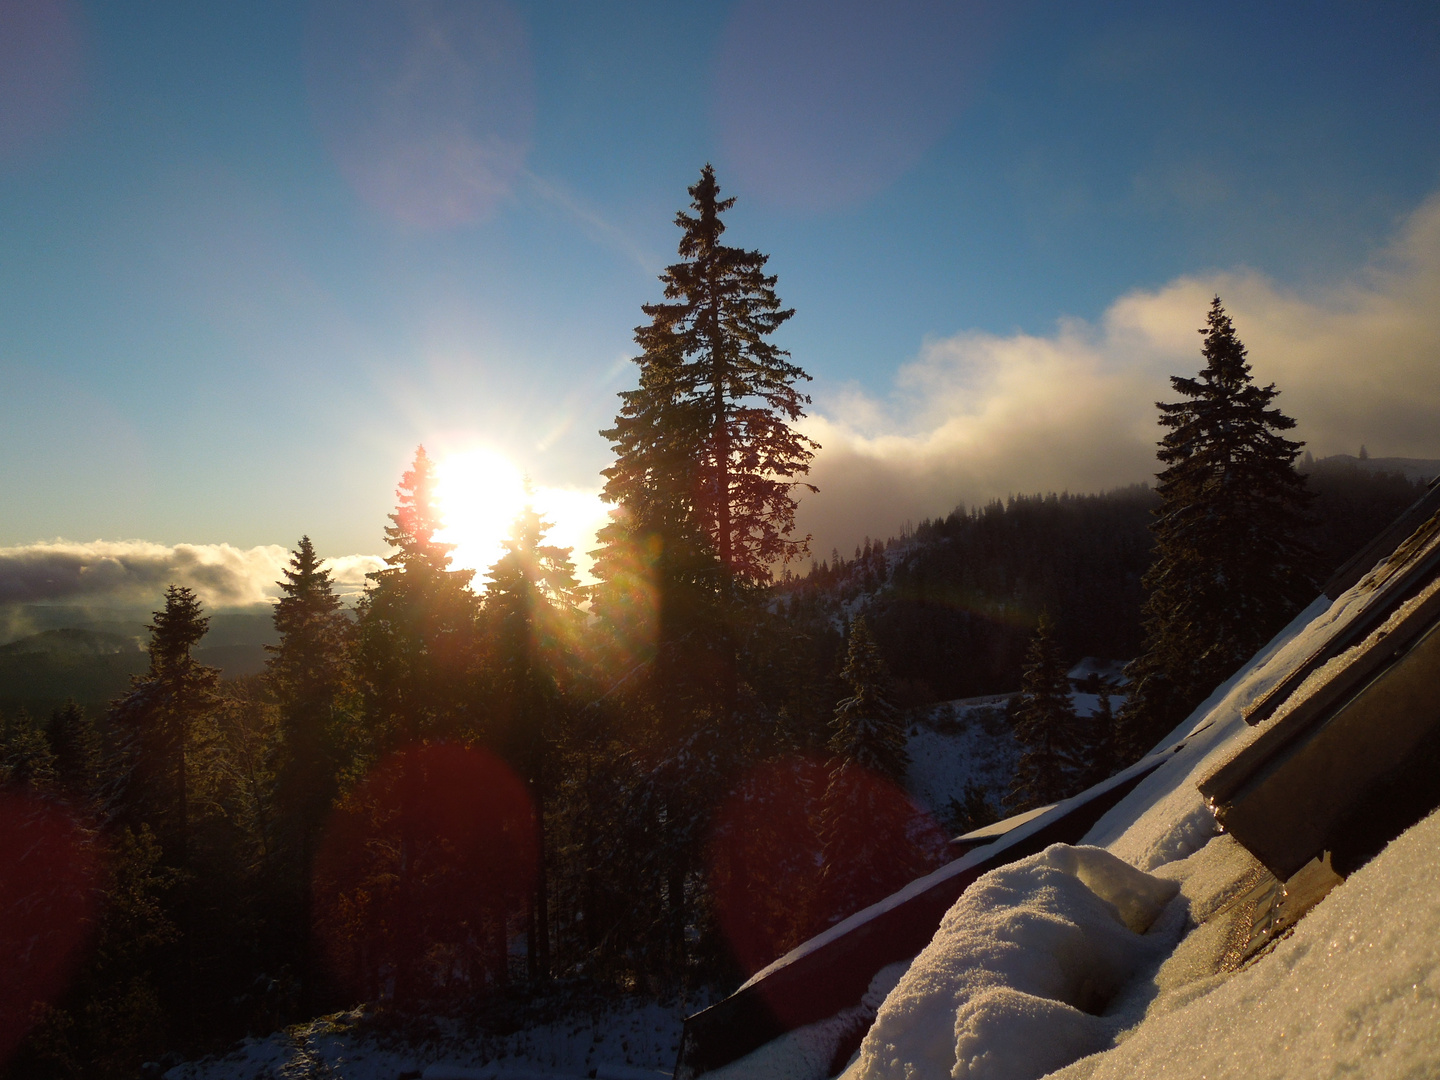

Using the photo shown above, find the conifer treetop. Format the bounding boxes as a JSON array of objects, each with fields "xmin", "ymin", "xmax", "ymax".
[
  {"xmin": 374, "ymin": 446, "xmax": 474, "ymax": 588},
  {"xmin": 147, "ymin": 585, "xmax": 210, "ymax": 672},
  {"xmin": 1119, "ymin": 297, "xmax": 1314, "ymax": 757},
  {"xmin": 830, "ymin": 615, "xmax": 908, "ymax": 784},
  {"xmin": 602, "ymin": 164, "xmax": 818, "ymax": 586}
]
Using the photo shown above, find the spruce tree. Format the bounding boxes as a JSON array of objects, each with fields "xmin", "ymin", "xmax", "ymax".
[
  {"xmin": 826, "ymin": 616, "xmax": 907, "ymax": 784},
  {"xmin": 352, "ymin": 447, "xmax": 478, "ymax": 1001},
  {"xmin": 603, "ymin": 164, "xmax": 818, "ymax": 588},
  {"xmin": 1118, "ymin": 298, "xmax": 1314, "ymax": 758},
  {"xmin": 819, "ymin": 617, "xmax": 941, "ymax": 923},
  {"xmin": 266, "ymin": 536, "xmax": 351, "ymax": 1004},
  {"xmin": 106, "ymin": 586, "xmax": 221, "ymax": 869},
  {"xmin": 592, "ymin": 167, "xmax": 820, "ymax": 973},
  {"xmin": 355, "ymin": 446, "xmax": 478, "ymax": 753},
  {"xmin": 45, "ymin": 700, "xmax": 99, "ymax": 798},
  {"xmin": 484, "ymin": 497, "xmax": 585, "ymax": 981},
  {"xmin": 1006, "ymin": 614, "xmax": 1085, "ymax": 811},
  {"xmin": 0, "ymin": 709, "xmax": 57, "ymax": 790}
]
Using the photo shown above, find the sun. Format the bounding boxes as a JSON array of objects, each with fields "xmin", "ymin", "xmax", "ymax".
[{"xmin": 433, "ymin": 447, "xmax": 610, "ymax": 583}]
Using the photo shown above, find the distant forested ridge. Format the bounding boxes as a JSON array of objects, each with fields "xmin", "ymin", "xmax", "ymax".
[{"xmin": 778, "ymin": 456, "xmax": 1430, "ymax": 705}]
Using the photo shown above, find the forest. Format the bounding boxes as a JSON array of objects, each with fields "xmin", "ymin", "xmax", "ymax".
[{"xmin": 0, "ymin": 169, "xmax": 1429, "ymax": 1080}]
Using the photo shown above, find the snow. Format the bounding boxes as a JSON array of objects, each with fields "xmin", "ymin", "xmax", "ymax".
[
  {"xmin": 903, "ymin": 699, "xmax": 1018, "ymax": 822},
  {"xmin": 165, "ymin": 997, "xmax": 688, "ymax": 1080},
  {"xmin": 706, "ymin": 964, "xmax": 909, "ymax": 1080},
  {"xmin": 847, "ymin": 846, "xmax": 1179, "ymax": 1080},
  {"xmin": 1049, "ymin": 805, "xmax": 1440, "ymax": 1079},
  {"xmin": 738, "ymin": 752, "xmax": 1172, "ymax": 995}
]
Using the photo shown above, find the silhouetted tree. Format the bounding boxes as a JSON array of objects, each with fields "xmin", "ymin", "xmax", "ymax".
[
  {"xmin": 607, "ymin": 163, "xmax": 817, "ymax": 589},
  {"xmin": 484, "ymin": 498, "xmax": 585, "ymax": 981},
  {"xmin": 106, "ymin": 586, "xmax": 220, "ymax": 869},
  {"xmin": 265, "ymin": 536, "xmax": 352, "ymax": 1004},
  {"xmin": 1119, "ymin": 298, "xmax": 1314, "ymax": 758},
  {"xmin": 355, "ymin": 447, "xmax": 478, "ymax": 755},
  {"xmin": 352, "ymin": 447, "xmax": 479, "ymax": 1000},
  {"xmin": 819, "ymin": 617, "xmax": 942, "ymax": 923},
  {"xmin": 45, "ymin": 701, "xmax": 99, "ymax": 798},
  {"xmin": 1006, "ymin": 614, "xmax": 1084, "ymax": 811},
  {"xmin": 592, "ymin": 167, "xmax": 818, "ymax": 977},
  {"xmin": 826, "ymin": 617, "xmax": 907, "ymax": 784},
  {"xmin": 0, "ymin": 708, "xmax": 56, "ymax": 790}
]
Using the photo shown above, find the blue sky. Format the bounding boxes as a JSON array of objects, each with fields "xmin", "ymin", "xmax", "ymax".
[{"xmin": 2, "ymin": 0, "xmax": 1439, "ymax": 599}]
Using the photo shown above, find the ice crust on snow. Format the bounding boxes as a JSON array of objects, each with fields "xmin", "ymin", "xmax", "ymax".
[{"xmin": 850, "ymin": 846, "xmax": 1178, "ymax": 1080}]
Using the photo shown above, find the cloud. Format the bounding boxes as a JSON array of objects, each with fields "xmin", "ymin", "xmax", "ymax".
[
  {"xmin": 0, "ymin": 540, "xmax": 384, "ymax": 607},
  {"xmin": 798, "ymin": 191, "xmax": 1440, "ymax": 558}
]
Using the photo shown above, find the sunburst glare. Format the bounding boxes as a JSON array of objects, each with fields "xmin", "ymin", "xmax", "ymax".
[{"xmin": 434, "ymin": 447, "xmax": 610, "ymax": 583}]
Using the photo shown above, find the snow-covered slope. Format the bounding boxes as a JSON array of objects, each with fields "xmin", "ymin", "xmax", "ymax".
[
  {"xmin": 734, "ymin": 553, "xmax": 1440, "ymax": 1080},
  {"xmin": 903, "ymin": 697, "xmax": 1019, "ymax": 824}
]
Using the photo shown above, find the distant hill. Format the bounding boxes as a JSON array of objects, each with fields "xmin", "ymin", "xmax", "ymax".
[
  {"xmin": 1312, "ymin": 454, "xmax": 1440, "ymax": 485},
  {"xmin": 781, "ymin": 463, "xmax": 1431, "ymax": 707},
  {"xmin": 0, "ymin": 605, "xmax": 277, "ymax": 718},
  {"xmin": 0, "ymin": 627, "xmax": 143, "ymax": 657}
]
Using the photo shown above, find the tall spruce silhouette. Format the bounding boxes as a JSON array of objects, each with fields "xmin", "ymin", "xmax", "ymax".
[
  {"xmin": 1118, "ymin": 298, "xmax": 1313, "ymax": 759},
  {"xmin": 603, "ymin": 163, "xmax": 817, "ymax": 589},
  {"xmin": 353, "ymin": 447, "xmax": 478, "ymax": 1001},
  {"xmin": 592, "ymin": 168, "xmax": 820, "ymax": 968},
  {"xmin": 106, "ymin": 585, "xmax": 220, "ymax": 869},
  {"xmin": 355, "ymin": 446, "xmax": 477, "ymax": 752},
  {"xmin": 266, "ymin": 536, "xmax": 351, "ymax": 1004}
]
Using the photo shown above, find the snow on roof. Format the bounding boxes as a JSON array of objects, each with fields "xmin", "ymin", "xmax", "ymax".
[
  {"xmin": 951, "ymin": 803, "xmax": 1055, "ymax": 845},
  {"xmin": 842, "ymin": 505, "xmax": 1440, "ymax": 1079}
]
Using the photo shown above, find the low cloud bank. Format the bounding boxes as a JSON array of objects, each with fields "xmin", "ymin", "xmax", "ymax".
[
  {"xmin": 799, "ymin": 192, "xmax": 1440, "ymax": 559},
  {"xmin": 0, "ymin": 540, "xmax": 384, "ymax": 607}
]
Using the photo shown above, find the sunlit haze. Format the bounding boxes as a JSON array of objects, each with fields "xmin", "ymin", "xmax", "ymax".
[{"xmin": 434, "ymin": 447, "xmax": 610, "ymax": 582}]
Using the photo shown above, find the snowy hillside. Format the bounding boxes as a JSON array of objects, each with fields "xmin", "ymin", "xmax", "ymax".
[{"xmin": 902, "ymin": 696, "xmax": 1019, "ymax": 826}]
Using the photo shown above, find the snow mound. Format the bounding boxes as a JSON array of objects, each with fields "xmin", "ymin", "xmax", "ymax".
[
  {"xmin": 1049, "ymin": 804, "xmax": 1440, "ymax": 1080},
  {"xmin": 848, "ymin": 845, "xmax": 1179, "ymax": 1080}
]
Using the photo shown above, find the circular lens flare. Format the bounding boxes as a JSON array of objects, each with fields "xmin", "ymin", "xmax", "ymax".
[
  {"xmin": 312, "ymin": 743, "xmax": 536, "ymax": 1000},
  {"xmin": 0, "ymin": 792, "xmax": 99, "ymax": 1063}
]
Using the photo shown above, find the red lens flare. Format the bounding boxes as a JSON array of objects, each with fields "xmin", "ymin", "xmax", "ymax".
[
  {"xmin": 708, "ymin": 756, "xmax": 949, "ymax": 1015},
  {"xmin": 313, "ymin": 743, "xmax": 536, "ymax": 1002},
  {"xmin": 0, "ymin": 792, "xmax": 99, "ymax": 1064}
]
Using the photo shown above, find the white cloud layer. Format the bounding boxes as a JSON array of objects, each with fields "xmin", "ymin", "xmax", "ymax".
[
  {"xmin": 798, "ymin": 192, "xmax": 1440, "ymax": 558},
  {"xmin": 0, "ymin": 540, "xmax": 384, "ymax": 607}
]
